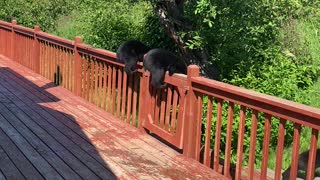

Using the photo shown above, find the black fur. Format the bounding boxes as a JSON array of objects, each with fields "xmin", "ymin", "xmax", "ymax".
[
  {"xmin": 143, "ymin": 48, "xmax": 187, "ymax": 88},
  {"xmin": 116, "ymin": 40, "xmax": 150, "ymax": 74},
  {"xmin": 282, "ymin": 148, "xmax": 320, "ymax": 179}
]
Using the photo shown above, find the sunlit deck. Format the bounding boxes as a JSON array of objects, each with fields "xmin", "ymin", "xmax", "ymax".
[{"xmin": 0, "ymin": 56, "xmax": 224, "ymax": 179}]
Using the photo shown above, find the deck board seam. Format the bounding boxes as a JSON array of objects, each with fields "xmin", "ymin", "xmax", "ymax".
[{"xmin": 0, "ymin": 70, "xmax": 117, "ymax": 179}]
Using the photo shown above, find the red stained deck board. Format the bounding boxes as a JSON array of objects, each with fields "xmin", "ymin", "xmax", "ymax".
[{"xmin": 0, "ymin": 55, "xmax": 226, "ymax": 180}]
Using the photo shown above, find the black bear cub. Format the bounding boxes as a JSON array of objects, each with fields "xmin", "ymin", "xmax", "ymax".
[
  {"xmin": 143, "ymin": 48, "xmax": 187, "ymax": 89},
  {"xmin": 282, "ymin": 148, "xmax": 320, "ymax": 179},
  {"xmin": 116, "ymin": 40, "xmax": 150, "ymax": 74}
]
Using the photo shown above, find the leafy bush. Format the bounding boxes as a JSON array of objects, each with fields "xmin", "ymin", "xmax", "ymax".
[
  {"xmin": 0, "ymin": 0, "xmax": 75, "ymax": 31},
  {"xmin": 193, "ymin": 0, "xmax": 320, "ymax": 167},
  {"xmin": 62, "ymin": 0, "xmax": 178, "ymax": 52}
]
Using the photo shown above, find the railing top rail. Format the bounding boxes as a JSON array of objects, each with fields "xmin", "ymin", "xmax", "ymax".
[
  {"xmin": 36, "ymin": 31, "xmax": 74, "ymax": 49},
  {"xmin": 13, "ymin": 24, "xmax": 34, "ymax": 36},
  {"xmin": 76, "ymin": 43, "xmax": 126, "ymax": 68},
  {"xmin": 191, "ymin": 76, "xmax": 320, "ymax": 129},
  {"xmin": 0, "ymin": 20, "xmax": 12, "ymax": 27}
]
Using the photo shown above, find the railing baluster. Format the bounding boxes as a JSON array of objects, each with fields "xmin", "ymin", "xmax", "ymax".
[
  {"xmin": 121, "ymin": 72, "xmax": 127, "ymax": 120},
  {"xmin": 235, "ymin": 105, "xmax": 246, "ymax": 180},
  {"xmin": 195, "ymin": 94, "xmax": 203, "ymax": 161},
  {"xmin": 260, "ymin": 114, "xmax": 271, "ymax": 180},
  {"xmin": 98, "ymin": 62, "xmax": 104, "ymax": 108},
  {"xmin": 170, "ymin": 88, "xmax": 179, "ymax": 133},
  {"xmin": 132, "ymin": 73, "xmax": 139, "ymax": 125},
  {"xmin": 126, "ymin": 74, "xmax": 133, "ymax": 123},
  {"xmin": 214, "ymin": 98, "xmax": 223, "ymax": 172},
  {"xmin": 306, "ymin": 129, "xmax": 318, "ymax": 180},
  {"xmin": 289, "ymin": 123, "xmax": 301, "ymax": 180},
  {"xmin": 204, "ymin": 96, "xmax": 213, "ymax": 167},
  {"xmin": 274, "ymin": 119, "xmax": 286, "ymax": 180},
  {"xmin": 164, "ymin": 85, "xmax": 172, "ymax": 131},
  {"xmin": 159, "ymin": 89, "xmax": 167, "ymax": 128},
  {"xmin": 137, "ymin": 71, "xmax": 149, "ymax": 128},
  {"xmin": 116, "ymin": 68, "xmax": 123, "ymax": 117},
  {"xmin": 107, "ymin": 64, "xmax": 113, "ymax": 112},
  {"xmin": 224, "ymin": 102, "xmax": 234, "ymax": 177},
  {"xmin": 94, "ymin": 60, "xmax": 99, "ymax": 104},
  {"xmin": 248, "ymin": 110, "xmax": 258, "ymax": 180},
  {"xmin": 11, "ymin": 20, "xmax": 16, "ymax": 60},
  {"xmin": 102, "ymin": 63, "xmax": 108, "ymax": 110},
  {"xmin": 111, "ymin": 66, "xmax": 117, "ymax": 115}
]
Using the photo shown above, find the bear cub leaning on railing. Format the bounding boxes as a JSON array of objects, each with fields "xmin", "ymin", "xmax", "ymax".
[
  {"xmin": 116, "ymin": 40, "xmax": 187, "ymax": 89},
  {"xmin": 282, "ymin": 148, "xmax": 320, "ymax": 179}
]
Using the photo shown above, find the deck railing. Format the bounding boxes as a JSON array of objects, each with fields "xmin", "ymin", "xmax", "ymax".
[{"xmin": 1, "ymin": 20, "xmax": 319, "ymax": 180}]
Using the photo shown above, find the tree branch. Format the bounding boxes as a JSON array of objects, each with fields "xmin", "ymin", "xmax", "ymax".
[{"xmin": 152, "ymin": 0, "xmax": 219, "ymax": 79}]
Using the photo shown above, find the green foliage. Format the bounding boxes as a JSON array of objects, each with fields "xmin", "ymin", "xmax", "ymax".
[
  {"xmin": 54, "ymin": 0, "xmax": 176, "ymax": 52},
  {"xmin": 192, "ymin": 0, "xmax": 320, "ymax": 169},
  {"xmin": 0, "ymin": 0, "xmax": 75, "ymax": 31}
]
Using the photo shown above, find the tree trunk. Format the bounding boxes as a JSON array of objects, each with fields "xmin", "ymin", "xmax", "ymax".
[{"xmin": 152, "ymin": 0, "xmax": 219, "ymax": 79}]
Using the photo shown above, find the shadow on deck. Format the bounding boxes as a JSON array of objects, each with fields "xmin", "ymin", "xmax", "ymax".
[{"xmin": 0, "ymin": 57, "xmax": 223, "ymax": 179}]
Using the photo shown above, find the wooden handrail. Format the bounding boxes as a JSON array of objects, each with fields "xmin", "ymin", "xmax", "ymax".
[{"xmin": 191, "ymin": 76, "xmax": 320, "ymax": 129}]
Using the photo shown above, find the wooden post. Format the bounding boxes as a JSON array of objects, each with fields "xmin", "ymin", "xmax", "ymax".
[
  {"xmin": 183, "ymin": 65, "xmax": 200, "ymax": 158},
  {"xmin": 138, "ymin": 71, "xmax": 150, "ymax": 129},
  {"xmin": 33, "ymin": 26, "xmax": 41, "ymax": 74},
  {"xmin": 10, "ymin": 20, "xmax": 17, "ymax": 60},
  {"xmin": 74, "ymin": 36, "xmax": 82, "ymax": 96}
]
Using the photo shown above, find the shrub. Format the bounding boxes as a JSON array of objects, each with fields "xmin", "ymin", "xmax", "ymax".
[{"xmin": 0, "ymin": 0, "xmax": 75, "ymax": 31}]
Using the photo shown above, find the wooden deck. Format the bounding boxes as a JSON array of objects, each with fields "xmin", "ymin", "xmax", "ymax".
[{"xmin": 0, "ymin": 56, "xmax": 225, "ymax": 179}]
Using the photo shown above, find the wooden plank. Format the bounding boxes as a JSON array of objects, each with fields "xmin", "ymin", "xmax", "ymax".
[
  {"xmin": 260, "ymin": 114, "xmax": 271, "ymax": 179},
  {"xmin": 203, "ymin": 96, "xmax": 213, "ymax": 167},
  {"xmin": 0, "ymin": 72, "xmax": 116, "ymax": 179},
  {"xmin": 224, "ymin": 102, "xmax": 234, "ymax": 177},
  {"xmin": 0, "ymin": 138, "xmax": 25, "ymax": 179},
  {"xmin": 126, "ymin": 75, "xmax": 133, "ymax": 124},
  {"xmin": 170, "ymin": 87, "xmax": 178, "ymax": 133},
  {"xmin": 164, "ymin": 85, "xmax": 172, "ymax": 131},
  {"xmin": 102, "ymin": 62, "xmax": 108, "ymax": 110},
  {"xmin": 0, "ymin": 105, "xmax": 62, "ymax": 179},
  {"xmin": 116, "ymin": 68, "xmax": 122, "ymax": 117},
  {"xmin": 131, "ymin": 73, "xmax": 138, "ymax": 125},
  {"xmin": 289, "ymin": 123, "xmax": 301, "ymax": 179},
  {"xmin": 248, "ymin": 110, "xmax": 258, "ymax": 179},
  {"xmin": 195, "ymin": 94, "xmax": 203, "ymax": 161},
  {"xmin": 111, "ymin": 66, "xmax": 117, "ymax": 115},
  {"xmin": 214, "ymin": 99, "xmax": 223, "ymax": 171},
  {"xmin": 274, "ymin": 119, "xmax": 286, "ymax": 180},
  {"xmin": 235, "ymin": 106, "xmax": 246, "ymax": 180},
  {"xmin": 159, "ymin": 88, "xmax": 166, "ymax": 128},
  {"xmin": 306, "ymin": 129, "xmax": 318, "ymax": 180},
  {"xmin": 107, "ymin": 64, "xmax": 112, "ymax": 112},
  {"xmin": 0, "ymin": 93, "xmax": 90, "ymax": 180}
]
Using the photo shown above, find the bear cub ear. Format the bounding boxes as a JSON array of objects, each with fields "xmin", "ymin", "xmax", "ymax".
[{"xmin": 116, "ymin": 40, "xmax": 150, "ymax": 74}]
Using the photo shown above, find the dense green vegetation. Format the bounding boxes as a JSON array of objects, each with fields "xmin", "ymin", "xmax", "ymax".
[
  {"xmin": 1, "ymin": 0, "xmax": 319, "ymax": 170},
  {"xmin": 0, "ymin": 0, "xmax": 75, "ymax": 31}
]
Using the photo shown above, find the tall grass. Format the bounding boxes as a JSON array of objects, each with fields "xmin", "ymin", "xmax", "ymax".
[
  {"xmin": 51, "ymin": 13, "xmax": 83, "ymax": 41},
  {"xmin": 267, "ymin": 17, "xmax": 320, "ymax": 171},
  {"xmin": 297, "ymin": 18, "xmax": 320, "ymax": 109}
]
